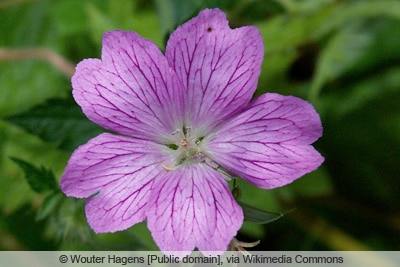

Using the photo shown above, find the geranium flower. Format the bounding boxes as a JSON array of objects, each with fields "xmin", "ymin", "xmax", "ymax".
[{"xmin": 60, "ymin": 8, "xmax": 324, "ymax": 254}]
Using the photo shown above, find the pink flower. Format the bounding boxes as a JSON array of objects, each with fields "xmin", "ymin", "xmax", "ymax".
[{"xmin": 60, "ymin": 8, "xmax": 323, "ymax": 254}]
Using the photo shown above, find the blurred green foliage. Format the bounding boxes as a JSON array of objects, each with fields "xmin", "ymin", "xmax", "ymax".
[{"xmin": 0, "ymin": 0, "xmax": 399, "ymax": 251}]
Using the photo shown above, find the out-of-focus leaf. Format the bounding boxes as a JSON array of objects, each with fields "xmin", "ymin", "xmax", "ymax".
[
  {"xmin": 276, "ymin": 0, "xmax": 336, "ymax": 14},
  {"xmin": 50, "ymin": 0, "xmax": 92, "ymax": 35},
  {"xmin": 284, "ymin": 167, "xmax": 333, "ymax": 198},
  {"xmin": 0, "ymin": 60, "xmax": 67, "ymax": 118},
  {"xmin": 308, "ymin": 1, "xmax": 400, "ymax": 100},
  {"xmin": 0, "ymin": 1, "xmax": 51, "ymax": 46},
  {"xmin": 86, "ymin": 2, "xmax": 116, "ymax": 44},
  {"xmin": 313, "ymin": 0, "xmax": 400, "ymax": 39},
  {"xmin": 232, "ymin": 174, "xmax": 284, "ymax": 237},
  {"xmin": 240, "ymin": 201, "xmax": 286, "ymax": 224},
  {"xmin": 309, "ymin": 20, "xmax": 375, "ymax": 100},
  {"xmin": 85, "ymin": 1, "xmax": 162, "ymax": 48},
  {"xmin": 318, "ymin": 66, "xmax": 400, "ymax": 118},
  {"xmin": 36, "ymin": 192, "xmax": 63, "ymax": 221},
  {"xmin": 3, "ymin": 205, "xmax": 57, "ymax": 250},
  {"xmin": 223, "ymin": 0, "xmax": 283, "ymax": 27},
  {"xmin": 318, "ymin": 70, "xmax": 400, "ymax": 211},
  {"xmin": 10, "ymin": 157, "xmax": 58, "ymax": 193},
  {"xmin": 311, "ymin": 16, "xmax": 400, "ymax": 103},
  {"xmin": 6, "ymin": 97, "xmax": 104, "ymax": 152},
  {"xmin": 0, "ymin": 1, "xmax": 67, "ymax": 118},
  {"xmin": 255, "ymin": 4, "xmax": 333, "ymax": 95},
  {"xmin": 108, "ymin": 0, "xmax": 137, "ymax": 28},
  {"xmin": 126, "ymin": 7, "xmax": 163, "ymax": 48},
  {"xmin": 0, "ymin": 120, "xmax": 68, "ymax": 213},
  {"xmin": 153, "ymin": 0, "xmax": 202, "ymax": 40}
]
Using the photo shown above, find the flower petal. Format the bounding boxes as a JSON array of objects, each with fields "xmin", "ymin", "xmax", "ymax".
[
  {"xmin": 207, "ymin": 93, "xmax": 324, "ymax": 189},
  {"xmin": 146, "ymin": 164, "xmax": 243, "ymax": 254},
  {"xmin": 166, "ymin": 8, "xmax": 264, "ymax": 133},
  {"xmin": 72, "ymin": 30, "xmax": 184, "ymax": 142},
  {"xmin": 60, "ymin": 133, "xmax": 169, "ymax": 232}
]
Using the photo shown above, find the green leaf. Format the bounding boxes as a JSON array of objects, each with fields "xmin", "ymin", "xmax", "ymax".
[
  {"xmin": 6, "ymin": 97, "xmax": 104, "ymax": 152},
  {"xmin": 318, "ymin": 66, "xmax": 400, "ymax": 119},
  {"xmin": 310, "ymin": 15, "xmax": 400, "ymax": 102},
  {"xmin": 316, "ymin": 65, "xmax": 400, "ymax": 211},
  {"xmin": 239, "ymin": 201, "xmax": 287, "ymax": 224},
  {"xmin": 255, "ymin": 3, "xmax": 333, "ymax": 95},
  {"xmin": 284, "ymin": 167, "xmax": 333, "ymax": 198},
  {"xmin": 36, "ymin": 192, "xmax": 63, "ymax": 221},
  {"xmin": 313, "ymin": 0, "xmax": 400, "ymax": 39},
  {"xmin": 153, "ymin": 0, "xmax": 202, "ymax": 40},
  {"xmin": 10, "ymin": 157, "xmax": 58, "ymax": 194},
  {"xmin": 0, "ymin": 2, "xmax": 68, "ymax": 118},
  {"xmin": 49, "ymin": 0, "xmax": 91, "ymax": 35},
  {"xmin": 86, "ymin": 2, "xmax": 116, "ymax": 44},
  {"xmin": 85, "ymin": 1, "xmax": 162, "ymax": 48},
  {"xmin": 309, "ymin": 20, "xmax": 375, "ymax": 101}
]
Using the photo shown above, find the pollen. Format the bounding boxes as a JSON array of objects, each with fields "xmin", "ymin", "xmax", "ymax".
[{"xmin": 180, "ymin": 139, "xmax": 188, "ymax": 147}]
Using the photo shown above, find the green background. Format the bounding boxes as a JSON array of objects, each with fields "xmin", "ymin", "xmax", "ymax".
[{"xmin": 0, "ymin": 0, "xmax": 399, "ymax": 251}]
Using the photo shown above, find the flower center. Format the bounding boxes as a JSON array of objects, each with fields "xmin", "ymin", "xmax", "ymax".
[
  {"xmin": 165, "ymin": 127, "xmax": 206, "ymax": 168},
  {"xmin": 162, "ymin": 127, "xmax": 232, "ymax": 181}
]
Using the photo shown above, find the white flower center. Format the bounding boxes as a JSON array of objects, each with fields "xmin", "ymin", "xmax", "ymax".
[
  {"xmin": 162, "ymin": 127, "xmax": 209, "ymax": 170},
  {"xmin": 162, "ymin": 127, "xmax": 232, "ymax": 181},
  {"xmin": 170, "ymin": 127, "xmax": 206, "ymax": 165}
]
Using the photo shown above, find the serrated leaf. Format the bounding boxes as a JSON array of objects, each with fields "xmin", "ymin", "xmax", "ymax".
[
  {"xmin": 10, "ymin": 157, "xmax": 58, "ymax": 193},
  {"xmin": 6, "ymin": 97, "xmax": 104, "ymax": 152},
  {"xmin": 36, "ymin": 192, "xmax": 63, "ymax": 221},
  {"xmin": 239, "ymin": 201, "xmax": 287, "ymax": 224}
]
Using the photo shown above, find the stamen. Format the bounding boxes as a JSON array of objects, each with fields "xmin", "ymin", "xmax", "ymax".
[
  {"xmin": 205, "ymin": 157, "xmax": 219, "ymax": 169},
  {"xmin": 180, "ymin": 139, "xmax": 188, "ymax": 147},
  {"xmin": 205, "ymin": 158, "xmax": 233, "ymax": 180},
  {"xmin": 162, "ymin": 163, "xmax": 176, "ymax": 171}
]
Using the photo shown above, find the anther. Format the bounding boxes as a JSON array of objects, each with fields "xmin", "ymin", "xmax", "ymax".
[{"xmin": 180, "ymin": 139, "xmax": 188, "ymax": 147}]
